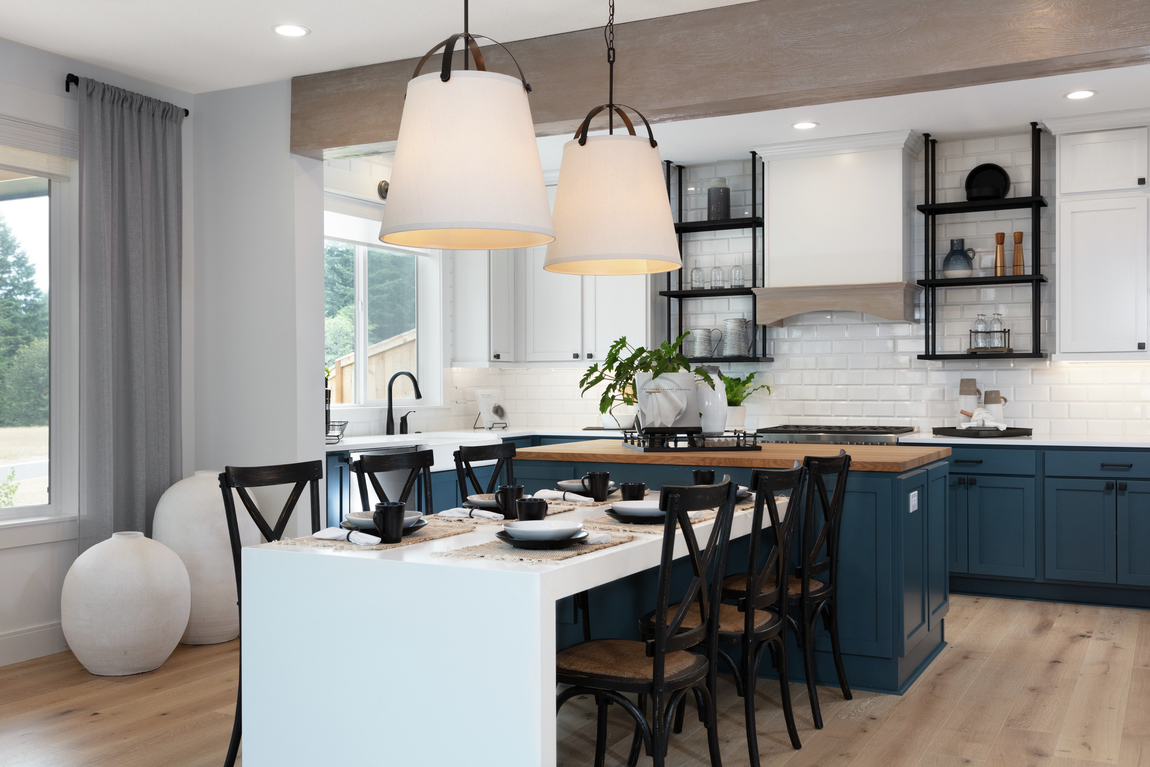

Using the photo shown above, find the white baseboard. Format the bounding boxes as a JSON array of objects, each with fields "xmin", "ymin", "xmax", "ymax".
[{"xmin": 0, "ymin": 621, "xmax": 68, "ymax": 667}]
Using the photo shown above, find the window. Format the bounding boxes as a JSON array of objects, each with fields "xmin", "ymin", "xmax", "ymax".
[
  {"xmin": 0, "ymin": 174, "xmax": 49, "ymax": 510},
  {"xmin": 324, "ymin": 211, "xmax": 427, "ymax": 406}
]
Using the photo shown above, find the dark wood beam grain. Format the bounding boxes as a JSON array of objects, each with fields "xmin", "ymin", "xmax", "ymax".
[{"xmin": 291, "ymin": 0, "xmax": 1150, "ymax": 159}]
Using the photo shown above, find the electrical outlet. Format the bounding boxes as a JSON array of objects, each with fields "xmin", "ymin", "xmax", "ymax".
[{"xmin": 909, "ymin": 490, "xmax": 919, "ymax": 513}]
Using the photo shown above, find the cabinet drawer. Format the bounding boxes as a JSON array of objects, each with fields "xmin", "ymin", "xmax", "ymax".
[
  {"xmin": 1045, "ymin": 450, "xmax": 1150, "ymax": 479},
  {"xmin": 949, "ymin": 448, "xmax": 1035, "ymax": 476},
  {"xmin": 1059, "ymin": 128, "xmax": 1148, "ymax": 194}
]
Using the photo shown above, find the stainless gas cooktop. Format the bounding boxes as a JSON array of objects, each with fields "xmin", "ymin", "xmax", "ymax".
[{"xmin": 755, "ymin": 425, "xmax": 917, "ymax": 445}]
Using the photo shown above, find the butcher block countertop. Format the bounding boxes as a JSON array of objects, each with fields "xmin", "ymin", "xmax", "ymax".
[{"xmin": 516, "ymin": 439, "xmax": 951, "ymax": 473}]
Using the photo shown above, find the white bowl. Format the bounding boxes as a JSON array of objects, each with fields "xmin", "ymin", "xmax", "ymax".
[
  {"xmin": 502, "ymin": 520, "xmax": 584, "ymax": 541},
  {"xmin": 556, "ymin": 479, "xmax": 618, "ymax": 494},
  {"xmin": 347, "ymin": 510, "xmax": 422, "ymax": 529},
  {"xmin": 608, "ymin": 500, "xmax": 664, "ymax": 517}
]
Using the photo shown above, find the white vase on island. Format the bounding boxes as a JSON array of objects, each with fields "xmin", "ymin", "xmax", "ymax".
[
  {"xmin": 61, "ymin": 532, "xmax": 191, "ymax": 676},
  {"xmin": 696, "ymin": 377, "xmax": 728, "ymax": 435},
  {"xmin": 153, "ymin": 470, "xmax": 261, "ymax": 645}
]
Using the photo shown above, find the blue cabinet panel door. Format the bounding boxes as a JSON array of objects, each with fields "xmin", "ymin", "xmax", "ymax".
[
  {"xmin": 927, "ymin": 462, "xmax": 950, "ymax": 630},
  {"xmin": 1044, "ymin": 479, "xmax": 1116, "ymax": 584},
  {"xmin": 1118, "ymin": 480, "xmax": 1150, "ymax": 587},
  {"xmin": 948, "ymin": 476, "xmax": 969, "ymax": 574},
  {"xmin": 899, "ymin": 470, "xmax": 928, "ymax": 656},
  {"xmin": 968, "ymin": 476, "xmax": 1036, "ymax": 579}
]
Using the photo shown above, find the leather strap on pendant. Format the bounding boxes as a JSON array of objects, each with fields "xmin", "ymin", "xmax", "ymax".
[
  {"xmin": 574, "ymin": 103, "xmax": 658, "ymax": 149},
  {"xmin": 412, "ymin": 33, "xmax": 531, "ymax": 93}
]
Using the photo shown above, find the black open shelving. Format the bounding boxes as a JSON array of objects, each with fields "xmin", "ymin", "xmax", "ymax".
[
  {"xmin": 918, "ymin": 122, "xmax": 1049, "ymax": 361},
  {"xmin": 661, "ymin": 152, "xmax": 772, "ymax": 364}
]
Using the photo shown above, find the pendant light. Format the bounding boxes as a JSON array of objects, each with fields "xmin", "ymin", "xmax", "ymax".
[
  {"xmin": 379, "ymin": 1, "xmax": 554, "ymax": 250},
  {"xmin": 543, "ymin": 0, "xmax": 680, "ymax": 275}
]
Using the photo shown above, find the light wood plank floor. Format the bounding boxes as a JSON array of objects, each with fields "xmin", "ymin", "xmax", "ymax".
[{"xmin": 1, "ymin": 595, "xmax": 1147, "ymax": 766}]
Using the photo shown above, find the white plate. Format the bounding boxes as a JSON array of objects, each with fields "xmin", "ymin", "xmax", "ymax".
[
  {"xmin": 608, "ymin": 500, "xmax": 665, "ymax": 517},
  {"xmin": 556, "ymin": 479, "xmax": 618, "ymax": 494},
  {"xmin": 346, "ymin": 510, "xmax": 422, "ymax": 529},
  {"xmin": 466, "ymin": 494, "xmax": 501, "ymax": 510},
  {"xmin": 737, "ymin": 486, "xmax": 752, "ymax": 499},
  {"xmin": 502, "ymin": 520, "xmax": 585, "ymax": 541}
]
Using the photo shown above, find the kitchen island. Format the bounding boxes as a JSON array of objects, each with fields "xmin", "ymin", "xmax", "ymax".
[
  {"xmin": 242, "ymin": 439, "xmax": 949, "ymax": 767},
  {"xmin": 516, "ymin": 439, "xmax": 953, "ymax": 695}
]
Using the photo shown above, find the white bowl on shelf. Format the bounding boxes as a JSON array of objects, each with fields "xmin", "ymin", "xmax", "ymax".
[{"xmin": 502, "ymin": 520, "xmax": 584, "ymax": 541}]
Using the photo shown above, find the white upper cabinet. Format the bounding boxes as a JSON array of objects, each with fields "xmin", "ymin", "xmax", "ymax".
[
  {"xmin": 522, "ymin": 245, "xmax": 584, "ymax": 362},
  {"xmin": 584, "ymin": 275, "xmax": 649, "ymax": 362},
  {"xmin": 1057, "ymin": 196, "xmax": 1148, "ymax": 354},
  {"xmin": 1059, "ymin": 128, "xmax": 1148, "ymax": 195}
]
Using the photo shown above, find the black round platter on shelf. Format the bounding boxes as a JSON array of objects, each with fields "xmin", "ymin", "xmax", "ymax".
[{"xmin": 965, "ymin": 163, "xmax": 1011, "ymax": 201}]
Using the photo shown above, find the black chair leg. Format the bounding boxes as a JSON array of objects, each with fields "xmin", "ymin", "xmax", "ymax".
[
  {"xmin": 743, "ymin": 640, "xmax": 762, "ymax": 767},
  {"xmin": 577, "ymin": 590, "xmax": 593, "ymax": 642},
  {"xmin": 594, "ymin": 695, "xmax": 609, "ymax": 767},
  {"xmin": 627, "ymin": 693, "xmax": 646, "ymax": 767},
  {"xmin": 673, "ymin": 693, "xmax": 687, "ymax": 733},
  {"xmin": 651, "ymin": 693, "xmax": 667, "ymax": 767},
  {"xmin": 223, "ymin": 681, "xmax": 241, "ymax": 767},
  {"xmin": 825, "ymin": 599, "xmax": 852, "ymax": 701},
  {"xmin": 698, "ymin": 683, "xmax": 723, "ymax": 767},
  {"xmin": 800, "ymin": 611, "xmax": 824, "ymax": 729},
  {"xmin": 774, "ymin": 636, "xmax": 802, "ymax": 750}
]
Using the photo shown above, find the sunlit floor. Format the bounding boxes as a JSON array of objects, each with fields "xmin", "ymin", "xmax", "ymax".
[{"xmin": 2, "ymin": 595, "xmax": 1148, "ymax": 766}]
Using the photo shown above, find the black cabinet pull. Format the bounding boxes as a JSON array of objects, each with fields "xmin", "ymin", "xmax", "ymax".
[
  {"xmin": 952, "ymin": 477, "xmax": 966, "ymax": 486},
  {"xmin": 493, "ymin": 353, "xmax": 501, "ymax": 360},
  {"xmin": 1101, "ymin": 463, "xmax": 1133, "ymax": 471},
  {"xmin": 572, "ymin": 353, "xmax": 580, "ymax": 359},
  {"xmin": 586, "ymin": 353, "xmax": 593, "ymax": 359},
  {"xmin": 1119, "ymin": 482, "xmax": 1128, "ymax": 492},
  {"xmin": 1139, "ymin": 177, "xmax": 1147, "ymax": 185},
  {"xmin": 1105, "ymin": 481, "xmax": 1115, "ymax": 491},
  {"xmin": 968, "ymin": 477, "xmax": 977, "ymax": 486},
  {"xmin": 954, "ymin": 459, "xmax": 983, "ymax": 465}
]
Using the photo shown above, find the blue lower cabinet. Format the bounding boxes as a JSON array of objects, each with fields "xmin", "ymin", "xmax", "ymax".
[
  {"xmin": 899, "ymin": 470, "xmax": 928, "ymax": 656},
  {"xmin": 947, "ymin": 476, "xmax": 969, "ymax": 574},
  {"xmin": 326, "ymin": 452, "xmax": 353, "ymax": 527},
  {"xmin": 927, "ymin": 463, "xmax": 950, "ymax": 630},
  {"xmin": 968, "ymin": 476, "xmax": 1035, "ymax": 579},
  {"xmin": 1044, "ymin": 479, "xmax": 1117, "ymax": 584},
  {"xmin": 503, "ymin": 437, "xmax": 535, "ymax": 451},
  {"xmin": 426, "ymin": 470, "xmax": 460, "ymax": 512},
  {"xmin": 1118, "ymin": 481, "xmax": 1150, "ymax": 587}
]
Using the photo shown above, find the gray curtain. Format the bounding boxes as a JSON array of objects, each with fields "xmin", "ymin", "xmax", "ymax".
[{"xmin": 77, "ymin": 78, "xmax": 183, "ymax": 552}]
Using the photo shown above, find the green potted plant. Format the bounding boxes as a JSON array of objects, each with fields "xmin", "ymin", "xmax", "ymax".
[
  {"xmin": 580, "ymin": 333, "xmax": 714, "ymax": 430},
  {"xmin": 721, "ymin": 371, "xmax": 769, "ymax": 431}
]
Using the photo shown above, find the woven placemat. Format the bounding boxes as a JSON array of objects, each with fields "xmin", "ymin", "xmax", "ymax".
[
  {"xmin": 581, "ymin": 497, "xmax": 757, "ymax": 535},
  {"xmin": 272, "ymin": 517, "xmax": 478, "ymax": 552},
  {"xmin": 433, "ymin": 533, "xmax": 635, "ymax": 565}
]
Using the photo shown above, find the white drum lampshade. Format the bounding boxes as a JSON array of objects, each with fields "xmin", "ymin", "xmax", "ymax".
[
  {"xmin": 543, "ymin": 134, "xmax": 681, "ymax": 275},
  {"xmin": 379, "ymin": 70, "xmax": 554, "ymax": 250}
]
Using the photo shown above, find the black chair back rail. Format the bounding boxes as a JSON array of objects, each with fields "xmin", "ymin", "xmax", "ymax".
[
  {"xmin": 454, "ymin": 442, "xmax": 516, "ymax": 497},
  {"xmin": 352, "ymin": 449, "xmax": 434, "ymax": 513},
  {"xmin": 217, "ymin": 459, "xmax": 324, "ymax": 767}
]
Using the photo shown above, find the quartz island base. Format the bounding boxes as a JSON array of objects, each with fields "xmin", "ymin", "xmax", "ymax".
[{"xmin": 517, "ymin": 440, "xmax": 953, "ymax": 694}]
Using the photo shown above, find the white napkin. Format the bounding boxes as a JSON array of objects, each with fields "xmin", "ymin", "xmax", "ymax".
[
  {"xmin": 437, "ymin": 507, "xmax": 504, "ymax": 521},
  {"xmin": 313, "ymin": 527, "xmax": 381, "ymax": 546},
  {"xmin": 958, "ymin": 408, "xmax": 1007, "ymax": 430},
  {"xmin": 583, "ymin": 532, "xmax": 612, "ymax": 545},
  {"xmin": 534, "ymin": 489, "xmax": 594, "ymax": 503}
]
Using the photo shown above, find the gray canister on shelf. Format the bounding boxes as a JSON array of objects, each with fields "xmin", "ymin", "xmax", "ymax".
[{"xmin": 707, "ymin": 177, "xmax": 730, "ymax": 221}]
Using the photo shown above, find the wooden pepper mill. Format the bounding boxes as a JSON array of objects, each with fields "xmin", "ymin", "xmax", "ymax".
[
  {"xmin": 1012, "ymin": 231, "xmax": 1025, "ymax": 275},
  {"xmin": 994, "ymin": 232, "xmax": 1006, "ymax": 276}
]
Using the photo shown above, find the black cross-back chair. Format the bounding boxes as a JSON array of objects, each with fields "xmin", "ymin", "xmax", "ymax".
[
  {"xmin": 557, "ymin": 478, "xmax": 737, "ymax": 767},
  {"xmin": 218, "ymin": 460, "xmax": 324, "ymax": 767},
  {"xmin": 793, "ymin": 453, "xmax": 853, "ymax": 728},
  {"xmin": 454, "ymin": 442, "xmax": 516, "ymax": 499},
  {"xmin": 352, "ymin": 449, "xmax": 434, "ymax": 514}
]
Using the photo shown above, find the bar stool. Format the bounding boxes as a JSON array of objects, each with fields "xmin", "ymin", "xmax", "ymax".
[{"xmin": 453, "ymin": 442, "xmax": 516, "ymax": 501}]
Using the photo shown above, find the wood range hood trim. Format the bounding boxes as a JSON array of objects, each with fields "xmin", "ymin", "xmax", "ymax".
[{"xmin": 753, "ymin": 282, "xmax": 922, "ymax": 325}]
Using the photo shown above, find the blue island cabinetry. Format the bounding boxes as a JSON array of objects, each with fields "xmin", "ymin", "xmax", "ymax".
[{"xmin": 924, "ymin": 441, "xmax": 1150, "ymax": 606}]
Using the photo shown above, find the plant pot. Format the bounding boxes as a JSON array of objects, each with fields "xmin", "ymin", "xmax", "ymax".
[
  {"xmin": 153, "ymin": 471, "xmax": 261, "ymax": 645},
  {"xmin": 635, "ymin": 372, "xmax": 700, "ymax": 431},
  {"xmin": 726, "ymin": 405, "xmax": 747, "ymax": 432},
  {"xmin": 61, "ymin": 532, "xmax": 191, "ymax": 676},
  {"xmin": 601, "ymin": 412, "xmax": 635, "ymax": 430},
  {"xmin": 695, "ymin": 377, "xmax": 728, "ymax": 436}
]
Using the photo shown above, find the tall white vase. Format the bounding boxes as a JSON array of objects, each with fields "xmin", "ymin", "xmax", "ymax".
[
  {"xmin": 153, "ymin": 470, "xmax": 260, "ymax": 645},
  {"xmin": 61, "ymin": 532, "xmax": 191, "ymax": 676},
  {"xmin": 695, "ymin": 377, "xmax": 728, "ymax": 436}
]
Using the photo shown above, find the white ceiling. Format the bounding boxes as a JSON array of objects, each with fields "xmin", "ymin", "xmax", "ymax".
[
  {"xmin": 534, "ymin": 63, "xmax": 1150, "ymax": 169},
  {"xmin": 0, "ymin": 0, "xmax": 754, "ymax": 94}
]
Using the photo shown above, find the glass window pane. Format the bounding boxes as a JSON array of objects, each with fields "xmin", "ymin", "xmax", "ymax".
[
  {"xmin": 0, "ymin": 176, "xmax": 50, "ymax": 508},
  {"xmin": 324, "ymin": 240, "xmax": 356, "ymax": 404},
  {"xmin": 366, "ymin": 248, "xmax": 417, "ymax": 401}
]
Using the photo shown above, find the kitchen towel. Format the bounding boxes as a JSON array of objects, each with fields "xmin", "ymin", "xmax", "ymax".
[
  {"xmin": 438, "ymin": 507, "xmax": 504, "ymax": 521},
  {"xmin": 313, "ymin": 527, "xmax": 381, "ymax": 546}
]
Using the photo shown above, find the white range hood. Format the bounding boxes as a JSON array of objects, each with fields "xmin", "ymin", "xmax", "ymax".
[{"xmin": 751, "ymin": 130, "xmax": 924, "ymax": 324}]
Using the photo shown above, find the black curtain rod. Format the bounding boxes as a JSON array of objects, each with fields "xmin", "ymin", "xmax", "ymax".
[{"xmin": 65, "ymin": 73, "xmax": 190, "ymax": 117}]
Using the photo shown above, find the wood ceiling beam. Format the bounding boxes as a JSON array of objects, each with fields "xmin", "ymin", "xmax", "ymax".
[{"xmin": 290, "ymin": 0, "xmax": 1150, "ymax": 159}]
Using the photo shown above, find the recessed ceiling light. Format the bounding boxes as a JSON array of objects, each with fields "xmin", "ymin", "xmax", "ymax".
[
  {"xmin": 793, "ymin": 122, "xmax": 819, "ymax": 130},
  {"xmin": 1065, "ymin": 90, "xmax": 1095, "ymax": 100},
  {"xmin": 274, "ymin": 24, "xmax": 311, "ymax": 37}
]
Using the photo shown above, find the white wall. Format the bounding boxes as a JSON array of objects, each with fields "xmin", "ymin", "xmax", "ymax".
[
  {"xmin": 0, "ymin": 35, "xmax": 195, "ymax": 666},
  {"xmin": 192, "ymin": 80, "xmax": 325, "ymax": 538}
]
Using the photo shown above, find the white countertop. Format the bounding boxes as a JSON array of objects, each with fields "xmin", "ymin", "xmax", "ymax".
[
  {"xmin": 900, "ymin": 433, "xmax": 1150, "ymax": 449},
  {"xmin": 328, "ymin": 427, "xmax": 623, "ymax": 454}
]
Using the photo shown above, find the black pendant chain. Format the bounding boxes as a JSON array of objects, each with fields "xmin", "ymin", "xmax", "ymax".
[{"xmin": 605, "ymin": 0, "xmax": 615, "ymax": 133}]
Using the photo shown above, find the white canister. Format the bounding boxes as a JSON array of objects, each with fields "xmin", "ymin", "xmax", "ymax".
[{"xmin": 984, "ymin": 390, "xmax": 1008, "ymax": 423}]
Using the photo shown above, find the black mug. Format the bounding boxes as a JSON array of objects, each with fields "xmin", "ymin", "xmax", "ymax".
[
  {"xmin": 373, "ymin": 501, "xmax": 405, "ymax": 544},
  {"xmin": 495, "ymin": 485, "xmax": 525, "ymax": 519},
  {"xmin": 620, "ymin": 482, "xmax": 646, "ymax": 501},
  {"xmin": 580, "ymin": 471, "xmax": 612, "ymax": 502},
  {"xmin": 692, "ymin": 469, "xmax": 716, "ymax": 485},
  {"xmin": 516, "ymin": 497, "xmax": 548, "ymax": 521}
]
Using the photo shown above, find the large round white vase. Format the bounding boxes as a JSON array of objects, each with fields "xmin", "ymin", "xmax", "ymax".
[
  {"xmin": 695, "ymin": 377, "xmax": 728, "ymax": 436},
  {"xmin": 153, "ymin": 470, "xmax": 260, "ymax": 645},
  {"xmin": 61, "ymin": 532, "xmax": 191, "ymax": 676}
]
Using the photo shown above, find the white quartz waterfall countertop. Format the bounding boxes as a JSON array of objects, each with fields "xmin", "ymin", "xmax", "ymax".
[{"xmin": 899, "ymin": 433, "xmax": 1150, "ymax": 448}]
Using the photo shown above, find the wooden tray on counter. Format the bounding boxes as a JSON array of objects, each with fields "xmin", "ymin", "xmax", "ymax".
[{"xmin": 932, "ymin": 427, "xmax": 1033, "ymax": 439}]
